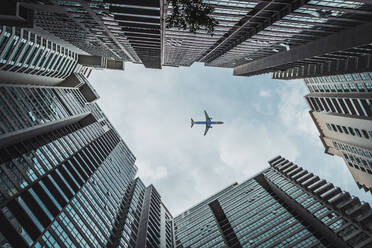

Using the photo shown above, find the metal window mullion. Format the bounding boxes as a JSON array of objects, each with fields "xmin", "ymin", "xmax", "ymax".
[
  {"xmin": 0, "ymin": 92, "xmax": 28, "ymax": 129},
  {"xmin": 4, "ymin": 87, "xmax": 33, "ymax": 127},
  {"xmin": 0, "ymin": 94, "xmax": 20, "ymax": 131},
  {"xmin": 21, "ymin": 87, "xmax": 47, "ymax": 124},
  {"xmin": 62, "ymin": 206, "xmax": 95, "ymax": 247},
  {"xmin": 16, "ymin": 87, "xmax": 42, "ymax": 126},
  {"xmin": 12, "ymin": 159, "xmax": 34, "ymax": 185},
  {"xmin": 82, "ymin": 184, "xmax": 112, "ymax": 223},
  {"xmin": 35, "ymin": 88, "xmax": 58, "ymax": 122},
  {"xmin": 0, "ymin": 164, "xmax": 22, "ymax": 192},
  {"xmin": 69, "ymin": 200, "xmax": 106, "ymax": 247}
]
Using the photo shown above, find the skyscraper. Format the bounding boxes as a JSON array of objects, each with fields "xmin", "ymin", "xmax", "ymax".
[
  {"xmin": 174, "ymin": 156, "xmax": 372, "ymax": 248},
  {"xmin": 4, "ymin": 1, "xmax": 372, "ymax": 74},
  {"xmin": 302, "ymin": 72, "xmax": 372, "ymax": 193},
  {"xmin": 162, "ymin": 0, "xmax": 372, "ymax": 79},
  {"xmin": 1, "ymin": 2, "xmax": 372, "ymax": 248},
  {"xmin": 231, "ymin": 2, "xmax": 372, "ymax": 77},
  {"xmin": 0, "ymin": 25, "xmax": 80, "ymax": 85},
  {"xmin": 163, "ymin": 0, "xmax": 259, "ymax": 67},
  {"xmin": 135, "ymin": 185, "xmax": 174, "ymax": 248},
  {"xmin": 0, "ymin": 79, "xmax": 173, "ymax": 248},
  {"xmin": 0, "ymin": 17, "xmax": 174, "ymax": 247},
  {"xmin": 2, "ymin": 0, "xmax": 165, "ymax": 69},
  {"xmin": 0, "ymin": 80, "xmax": 131, "ymax": 247}
]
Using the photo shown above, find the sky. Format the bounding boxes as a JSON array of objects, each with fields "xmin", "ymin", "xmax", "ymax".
[{"xmin": 90, "ymin": 62, "xmax": 371, "ymax": 216}]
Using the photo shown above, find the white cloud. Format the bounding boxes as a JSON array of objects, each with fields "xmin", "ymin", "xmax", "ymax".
[
  {"xmin": 217, "ymin": 119, "xmax": 299, "ymax": 173},
  {"xmin": 90, "ymin": 65, "xmax": 304, "ymax": 215},
  {"xmin": 259, "ymin": 89, "xmax": 271, "ymax": 98},
  {"xmin": 277, "ymin": 80, "xmax": 320, "ymax": 144},
  {"xmin": 253, "ymin": 103, "xmax": 274, "ymax": 116},
  {"xmin": 89, "ymin": 64, "xmax": 372, "ymax": 215}
]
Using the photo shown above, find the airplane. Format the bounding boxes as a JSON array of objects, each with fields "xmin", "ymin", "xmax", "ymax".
[{"xmin": 191, "ymin": 110, "xmax": 224, "ymax": 136}]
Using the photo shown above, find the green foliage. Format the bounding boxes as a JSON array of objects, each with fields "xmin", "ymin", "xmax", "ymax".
[{"xmin": 166, "ymin": 0, "xmax": 218, "ymax": 35}]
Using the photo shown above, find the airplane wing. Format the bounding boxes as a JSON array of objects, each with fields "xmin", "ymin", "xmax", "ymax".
[
  {"xmin": 204, "ymin": 124, "xmax": 211, "ymax": 136},
  {"xmin": 204, "ymin": 110, "xmax": 212, "ymax": 122}
]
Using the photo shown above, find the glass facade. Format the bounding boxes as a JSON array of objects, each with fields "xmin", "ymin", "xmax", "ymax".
[
  {"xmin": 0, "ymin": 82, "xmax": 142, "ymax": 247},
  {"xmin": 0, "ymin": 26, "xmax": 78, "ymax": 80},
  {"xmin": 1, "ymin": 2, "xmax": 372, "ymax": 247},
  {"xmin": 4, "ymin": 0, "xmax": 372, "ymax": 74},
  {"xmin": 174, "ymin": 156, "xmax": 372, "ymax": 248},
  {"xmin": 163, "ymin": 0, "xmax": 372, "ymax": 71},
  {"xmin": 0, "ymin": 79, "xmax": 175, "ymax": 248}
]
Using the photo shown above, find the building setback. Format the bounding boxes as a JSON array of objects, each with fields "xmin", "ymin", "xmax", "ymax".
[
  {"xmin": 174, "ymin": 156, "xmax": 372, "ymax": 248},
  {"xmin": 0, "ymin": 23, "xmax": 130, "ymax": 86},
  {"xmin": 302, "ymin": 72, "xmax": 372, "ymax": 193},
  {"xmin": 0, "ymin": 25, "xmax": 79, "ymax": 85}
]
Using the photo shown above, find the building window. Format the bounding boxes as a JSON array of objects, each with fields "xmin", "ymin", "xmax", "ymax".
[
  {"xmin": 352, "ymin": 74, "xmax": 361, "ymax": 81},
  {"xmin": 345, "ymin": 74, "xmax": 353, "ymax": 81},
  {"xmin": 338, "ymin": 224, "xmax": 358, "ymax": 238},
  {"xmin": 342, "ymin": 126, "xmax": 349, "ymax": 134},
  {"xmin": 331, "ymin": 124, "xmax": 337, "ymax": 132},
  {"xmin": 349, "ymin": 84, "xmax": 357, "ymax": 91},
  {"xmin": 349, "ymin": 128, "xmax": 355, "ymax": 136},
  {"xmin": 355, "ymin": 129, "xmax": 362, "ymax": 137},
  {"xmin": 361, "ymin": 73, "xmax": 369, "ymax": 80},
  {"xmin": 338, "ymin": 75, "xmax": 345, "ymax": 82},
  {"xmin": 357, "ymin": 83, "xmax": 365, "ymax": 91},
  {"xmin": 366, "ymin": 82, "xmax": 372, "ymax": 91},
  {"xmin": 360, "ymin": 130, "xmax": 369, "ymax": 139}
]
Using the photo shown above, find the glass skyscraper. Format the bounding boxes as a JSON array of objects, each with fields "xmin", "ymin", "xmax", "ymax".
[
  {"xmin": 174, "ymin": 156, "xmax": 372, "ymax": 248},
  {"xmin": 0, "ymin": 25, "xmax": 80, "ymax": 85},
  {"xmin": 0, "ymin": 15, "xmax": 173, "ymax": 246},
  {"xmin": 0, "ymin": 79, "xmax": 174, "ymax": 247},
  {"xmin": 3, "ymin": 0, "xmax": 372, "ymax": 76},
  {"xmin": 0, "ymin": 81, "xmax": 137, "ymax": 247}
]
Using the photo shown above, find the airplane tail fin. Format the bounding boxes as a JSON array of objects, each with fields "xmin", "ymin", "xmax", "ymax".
[{"xmin": 191, "ymin": 118, "xmax": 194, "ymax": 128}]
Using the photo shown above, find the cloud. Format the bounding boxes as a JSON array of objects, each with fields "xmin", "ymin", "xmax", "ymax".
[
  {"xmin": 253, "ymin": 103, "xmax": 274, "ymax": 116},
  {"xmin": 217, "ymin": 119, "xmax": 299, "ymax": 173},
  {"xmin": 89, "ymin": 64, "xmax": 372, "ymax": 215},
  {"xmin": 259, "ymin": 89, "xmax": 271, "ymax": 98},
  {"xmin": 277, "ymin": 80, "xmax": 320, "ymax": 144}
]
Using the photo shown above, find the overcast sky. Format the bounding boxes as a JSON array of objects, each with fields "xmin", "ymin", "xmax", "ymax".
[{"xmin": 90, "ymin": 63, "xmax": 371, "ymax": 216}]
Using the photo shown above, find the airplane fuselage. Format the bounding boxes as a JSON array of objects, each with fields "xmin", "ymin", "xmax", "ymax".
[
  {"xmin": 194, "ymin": 121, "xmax": 224, "ymax": 125},
  {"xmin": 191, "ymin": 111, "xmax": 223, "ymax": 135}
]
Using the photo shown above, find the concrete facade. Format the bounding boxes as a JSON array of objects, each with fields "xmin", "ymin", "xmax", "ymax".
[{"xmin": 304, "ymin": 72, "xmax": 372, "ymax": 193}]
